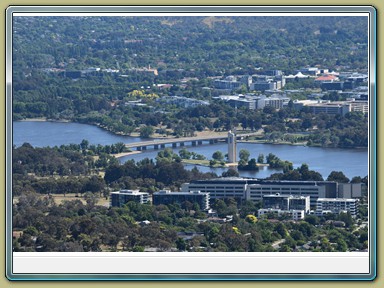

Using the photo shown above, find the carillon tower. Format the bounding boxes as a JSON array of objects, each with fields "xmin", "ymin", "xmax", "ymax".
[{"xmin": 228, "ymin": 130, "xmax": 237, "ymax": 163}]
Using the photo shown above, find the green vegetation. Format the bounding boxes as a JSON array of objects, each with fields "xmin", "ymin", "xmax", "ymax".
[
  {"xmin": 12, "ymin": 16, "xmax": 368, "ymax": 149},
  {"xmin": 11, "ymin": 16, "xmax": 370, "ymax": 253},
  {"xmin": 12, "ymin": 143, "xmax": 368, "ymax": 252},
  {"xmin": 13, "ymin": 191, "xmax": 368, "ymax": 252}
]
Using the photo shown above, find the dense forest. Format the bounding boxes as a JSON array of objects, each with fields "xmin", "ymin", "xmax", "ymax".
[{"xmin": 13, "ymin": 16, "xmax": 368, "ymax": 74}]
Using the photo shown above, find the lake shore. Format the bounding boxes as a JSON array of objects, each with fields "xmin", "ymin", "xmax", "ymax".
[
  {"xmin": 113, "ymin": 151, "xmax": 142, "ymax": 158},
  {"xmin": 19, "ymin": 117, "xmax": 71, "ymax": 123}
]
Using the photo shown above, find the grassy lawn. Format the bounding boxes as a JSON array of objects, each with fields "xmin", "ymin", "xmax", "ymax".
[
  {"xmin": 13, "ymin": 193, "xmax": 110, "ymax": 207},
  {"xmin": 182, "ymin": 159, "xmax": 226, "ymax": 168}
]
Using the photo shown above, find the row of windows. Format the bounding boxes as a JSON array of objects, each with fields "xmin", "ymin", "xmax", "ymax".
[{"xmin": 250, "ymin": 187, "xmax": 320, "ymax": 191}]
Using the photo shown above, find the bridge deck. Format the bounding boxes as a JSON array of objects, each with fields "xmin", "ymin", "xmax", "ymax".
[{"xmin": 124, "ymin": 132, "xmax": 260, "ymax": 150}]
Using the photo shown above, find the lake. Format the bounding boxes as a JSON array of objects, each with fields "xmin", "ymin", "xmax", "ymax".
[{"xmin": 13, "ymin": 121, "xmax": 368, "ymax": 179}]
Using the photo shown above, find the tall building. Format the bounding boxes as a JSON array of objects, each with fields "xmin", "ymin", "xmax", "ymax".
[{"xmin": 228, "ymin": 130, "xmax": 237, "ymax": 163}]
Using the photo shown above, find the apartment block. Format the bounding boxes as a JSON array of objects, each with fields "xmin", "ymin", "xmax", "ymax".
[
  {"xmin": 110, "ymin": 190, "xmax": 150, "ymax": 207},
  {"xmin": 316, "ymin": 198, "xmax": 359, "ymax": 216},
  {"xmin": 152, "ymin": 190, "xmax": 210, "ymax": 211}
]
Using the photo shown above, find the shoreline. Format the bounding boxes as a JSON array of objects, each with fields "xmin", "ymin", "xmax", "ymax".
[
  {"xmin": 113, "ymin": 151, "xmax": 142, "ymax": 159},
  {"xmin": 16, "ymin": 119, "xmax": 368, "ymax": 150},
  {"xmin": 18, "ymin": 117, "xmax": 71, "ymax": 123}
]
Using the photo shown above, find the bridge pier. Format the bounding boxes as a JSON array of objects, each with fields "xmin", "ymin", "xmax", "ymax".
[
  {"xmin": 154, "ymin": 144, "xmax": 159, "ymax": 150},
  {"xmin": 172, "ymin": 143, "xmax": 177, "ymax": 148},
  {"xmin": 161, "ymin": 144, "xmax": 165, "ymax": 149},
  {"xmin": 142, "ymin": 146, "xmax": 147, "ymax": 150},
  {"xmin": 192, "ymin": 141, "xmax": 197, "ymax": 146},
  {"xmin": 198, "ymin": 140, "xmax": 203, "ymax": 145},
  {"xmin": 180, "ymin": 142, "xmax": 185, "ymax": 147},
  {"xmin": 137, "ymin": 147, "xmax": 142, "ymax": 151},
  {"xmin": 209, "ymin": 140, "xmax": 214, "ymax": 144}
]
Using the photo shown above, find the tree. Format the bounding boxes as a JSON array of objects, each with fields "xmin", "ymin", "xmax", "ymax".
[
  {"xmin": 212, "ymin": 151, "xmax": 224, "ymax": 162},
  {"xmin": 245, "ymin": 214, "xmax": 258, "ymax": 224},
  {"xmin": 80, "ymin": 139, "xmax": 89, "ymax": 151},
  {"xmin": 239, "ymin": 149, "xmax": 250, "ymax": 162},
  {"xmin": 350, "ymin": 176, "xmax": 362, "ymax": 183},
  {"xmin": 179, "ymin": 148, "xmax": 191, "ymax": 160},
  {"xmin": 257, "ymin": 153, "xmax": 264, "ymax": 164},
  {"xmin": 247, "ymin": 158, "xmax": 258, "ymax": 170},
  {"xmin": 327, "ymin": 171, "xmax": 350, "ymax": 183},
  {"xmin": 222, "ymin": 169, "xmax": 239, "ymax": 178},
  {"xmin": 139, "ymin": 125, "xmax": 154, "ymax": 138}
]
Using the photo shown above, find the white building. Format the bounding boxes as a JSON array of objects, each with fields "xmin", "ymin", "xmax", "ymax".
[
  {"xmin": 257, "ymin": 208, "xmax": 306, "ymax": 220},
  {"xmin": 110, "ymin": 190, "xmax": 150, "ymax": 207},
  {"xmin": 316, "ymin": 198, "xmax": 359, "ymax": 217}
]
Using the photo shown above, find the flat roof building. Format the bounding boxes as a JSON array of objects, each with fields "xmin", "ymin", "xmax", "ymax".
[
  {"xmin": 247, "ymin": 180, "xmax": 337, "ymax": 207},
  {"xmin": 182, "ymin": 178, "xmax": 338, "ymax": 207},
  {"xmin": 262, "ymin": 194, "xmax": 310, "ymax": 213},
  {"xmin": 258, "ymin": 208, "xmax": 306, "ymax": 220},
  {"xmin": 110, "ymin": 190, "xmax": 150, "ymax": 207},
  {"xmin": 316, "ymin": 198, "xmax": 359, "ymax": 217},
  {"xmin": 153, "ymin": 190, "xmax": 210, "ymax": 211},
  {"xmin": 182, "ymin": 177, "xmax": 260, "ymax": 201}
]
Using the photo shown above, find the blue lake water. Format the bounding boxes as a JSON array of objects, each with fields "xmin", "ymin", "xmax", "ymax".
[{"xmin": 13, "ymin": 121, "xmax": 368, "ymax": 179}]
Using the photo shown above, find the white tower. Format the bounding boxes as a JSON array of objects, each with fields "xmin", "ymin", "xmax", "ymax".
[{"xmin": 228, "ymin": 130, "xmax": 237, "ymax": 163}]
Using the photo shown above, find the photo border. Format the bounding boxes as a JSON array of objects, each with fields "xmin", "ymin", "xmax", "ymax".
[{"xmin": 3, "ymin": 3, "xmax": 378, "ymax": 283}]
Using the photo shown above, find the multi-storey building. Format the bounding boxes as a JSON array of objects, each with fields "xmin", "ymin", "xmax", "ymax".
[
  {"xmin": 247, "ymin": 180, "xmax": 337, "ymax": 207},
  {"xmin": 255, "ymin": 95, "xmax": 290, "ymax": 109},
  {"xmin": 181, "ymin": 177, "xmax": 260, "ymax": 201},
  {"xmin": 110, "ymin": 190, "xmax": 150, "ymax": 207},
  {"xmin": 349, "ymin": 100, "xmax": 369, "ymax": 114},
  {"xmin": 289, "ymin": 196, "xmax": 311, "ymax": 212},
  {"xmin": 258, "ymin": 194, "xmax": 310, "ymax": 220},
  {"xmin": 152, "ymin": 190, "xmax": 210, "ymax": 211},
  {"xmin": 182, "ymin": 178, "xmax": 345, "ymax": 207},
  {"xmin": 251, "ymin": 81, "xmax": 277, "ymax": 92},
  {"xmin": 294, "ymin": 99, "xmax": 368, "ymax": 116},
  {"xmin": 316, "ymin": 198, "xmax": 359, "ymax": 217},
  {"xmin": 214, "ymin": 76, "xmax": 243, "ymax": 90},
  {"xmin": 258, "ymin": 208, "xmax": 306, "ymax": 220}
]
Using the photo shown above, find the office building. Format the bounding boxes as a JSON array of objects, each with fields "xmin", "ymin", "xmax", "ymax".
[
  {"xmin": 110, "ymin": 190, "xmax": 150, "ymax": 207},
  {"xmin": 182, "ymin": 177, "xmax": 260, "ymax": 201},
  {"xmin": 257, "ymin": 208, "xmax": 306, "ymax": 220},
  {"xmin": 152, "ymin": 190, "xmax": 210, "ymax": 210},
  {"xmin": 316, "ymin": 198, "xmax": 359, "ymax": 216},
  {"xmin": 182, "ymin": 178, "xmax": 339, "ymax": 207},
  {"xmin": 247, "ymin": 180, "xmax": 337, "ymax": 207}
]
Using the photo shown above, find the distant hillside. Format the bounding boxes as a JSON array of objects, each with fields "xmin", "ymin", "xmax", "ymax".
[{"xmin": 13, "ymin": 16, "xmax": 368, "ymax": 75}]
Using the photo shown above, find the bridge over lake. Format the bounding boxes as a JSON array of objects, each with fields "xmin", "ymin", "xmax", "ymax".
[{"xmin": 125, "ymin": 132, "xmax": 260, "ymax": 151}]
